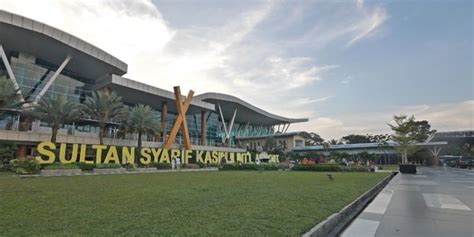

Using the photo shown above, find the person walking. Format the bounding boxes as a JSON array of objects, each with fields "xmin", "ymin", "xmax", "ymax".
[
  {"xmin": 176, "ymin": 157, "xmax": 181, "ymax": 170},
  {"xmin": 171, "ymin": 157, "xmax": 176, "ymax": 171}
]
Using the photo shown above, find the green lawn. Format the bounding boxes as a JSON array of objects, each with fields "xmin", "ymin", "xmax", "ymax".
[{"xmin": 0, "ymin": 171, "xmax": 388, "ymax": 236}]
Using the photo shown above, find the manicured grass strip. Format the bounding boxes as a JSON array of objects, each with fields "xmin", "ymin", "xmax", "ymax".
[{"xmin": 0, "ymin": 171, "xmax": 388, "ymax": 236}]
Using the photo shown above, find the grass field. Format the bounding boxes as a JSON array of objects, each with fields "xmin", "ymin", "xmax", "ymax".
[{"xmin": 0, "ymin": 171, "xmax": 388, "ymax": 236}]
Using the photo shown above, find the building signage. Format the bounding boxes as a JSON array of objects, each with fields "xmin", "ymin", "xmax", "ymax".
[{"xmin": 35, "ymin": 142, "xmax": 279, "ymax": 165}]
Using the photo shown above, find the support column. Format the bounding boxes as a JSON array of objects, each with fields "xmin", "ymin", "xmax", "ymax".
[
  {"xmin": 201, "ymin": 111, "xmax": 206, "ymax": 146},
  {"xmin": 0, "ymin": 44, "xmax": 24, "ymax": 102},
  {"xmin": 32, "ymin": 55, "xmax": 71, "ymax": 104},
  {"xmin": 226, "ymin": 108, "xmax": 237, "ymax": 146},
  {"xmin": 161, "ymin": 101, "xmax": 168, "ymax": 143}
]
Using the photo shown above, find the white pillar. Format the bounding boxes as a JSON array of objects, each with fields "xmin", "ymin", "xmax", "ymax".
[
  {"xmin": 32, "ymin": 55, "xmax": 71, "ymax": 105},
  {"xmin": 0, "ymin": 44, "xmax": 24, "ymax": 102}
]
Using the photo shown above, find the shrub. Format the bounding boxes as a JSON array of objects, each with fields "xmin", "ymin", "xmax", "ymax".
[
  {"xmin": 261, "ymin": 163, "xmax": 279, "ymax": 171},
  {"xmin": 0, "ymin": 141, "xmax": 17, "ymax": 171},
  {"xmin": 219, "ymin": 163, "xmax": 235, "ymax": 170},
  {"xmin": 196, "ymin": 162, "xmax": 206, "ymax": 168},
  {"xmin": 123, "ymin": 163, "xmax": 136, "ymax": 170},
  {"xmin": 278, "ymin": 162, "xmax": 290, "ymax": 170},
  {"xmin": 291, "ymin": 164, "xmax": 341, "ymax": 172},
  {"xmin": 340, "ymin": 165, "xmax": 368, "ymax": 172},
  {"xmin": 184, "ymin": 163, "xmax": 200, "ymax": 169},
  {"xmin": 44, "ymin": 163, "xmax": 79, "ymax": 170},
  {"xmin": 95, "ymin": 163, "xmax": 122, "ymax": 169},
  {"xmin": 219, "ymin": 163, "xmax": 279, "ymax": 171},
  {"xmin": 77, "ymin": 162, "xmax": 96, "ymax": 170},
  {"xmin": 10, "ymin": 157, "xmax": 40, "ymax": 174},
  {"xmin": 151, "ymin": 162, "xmax": 171, "ymax": 169}
]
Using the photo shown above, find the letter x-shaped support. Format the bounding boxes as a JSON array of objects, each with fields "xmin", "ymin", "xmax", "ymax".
[{"xmin": 164, "ymin": 86, "xmax": 194, "ymax": 150}]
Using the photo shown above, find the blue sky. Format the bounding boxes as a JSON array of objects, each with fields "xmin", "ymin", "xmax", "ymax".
[{"xmin": 2, "ymin": 0, "xmax": 473, "ymax": 139}]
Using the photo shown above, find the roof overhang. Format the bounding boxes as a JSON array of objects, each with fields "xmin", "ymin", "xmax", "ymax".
[
  {"xmin": 96, "ymin": 75, "xmax": 215, "ymax": 114},
  {"xmin": 0, "ymin": 10, "xmax": 127, "ymax": 79},
  {"xmin": 194, "ymin": 92, "xmax": 308, "ymax": 126},
  {"xmin": 236, "ymin": 131, "xmax": 311, "ymax": 140}
]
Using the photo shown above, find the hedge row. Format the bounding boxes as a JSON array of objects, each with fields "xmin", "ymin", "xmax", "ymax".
[
  {"xmin": 219, "ymin": 163, "xmax": 279, "ymax": 171},
  {"xmin": 291, "ymin": 164, "xmax": 341, "ymax": 171},
  {"xmin": 291, "ymin": 164, "xmax": 368, "ymax": 172}
]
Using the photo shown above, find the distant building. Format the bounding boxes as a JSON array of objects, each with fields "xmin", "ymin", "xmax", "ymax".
[{"xmin": 236, "ymin": 131, "xmax": 310, "ymax": 152}]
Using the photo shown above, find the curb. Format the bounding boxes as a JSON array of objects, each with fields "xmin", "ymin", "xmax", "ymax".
[{"xmin": 302, "ymin": 172, "xmax": 397, "ymax": 237}]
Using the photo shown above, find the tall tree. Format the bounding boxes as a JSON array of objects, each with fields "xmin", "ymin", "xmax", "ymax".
[
  {"xmin": 0, "ymin": 76, "xmax": 22, "ymax": 115},
  {"xmin": 124, "ymin": 104, "xmax": 160, "ymax": 148},
  {"xmin": 408, "ymin": 120, "xmax": 436, "ymax": 142},
  {"xmin": 32, "ymin": 95, "xmax": 81, "ymax": 143},
  {"xmin": 388, "ymin": 115, "xmax": 419, "ymax": 164},
  {"xmin": 83, "ymin": 90, "xmax": 126, "ymax": 145},
  {"xmin": 341, "ymin": 134, "xmax": 372, "ymax": 144},
  {"xmin": 306, "ymin": 132, "xmax": 324, "ymax": 146},
  {"xmin": 328, "ymin": 139, "xmax": 340, "ymax": 145}
]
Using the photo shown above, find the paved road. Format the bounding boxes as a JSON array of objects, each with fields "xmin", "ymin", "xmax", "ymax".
[{"xmin": 342, "ymin": 167, "xmax": 474, "ymax": 237}]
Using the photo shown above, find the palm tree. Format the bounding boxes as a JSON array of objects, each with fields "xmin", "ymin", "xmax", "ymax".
[
  {"xmin": 0, "ymin": 76, "xmax": 22, "ymax": 115},
  {"xmin": 32, "ymin": 95, "xmax": 81, "ymax": 143},
  {"xmin": 83, "ymin": 90, "xmax": 126, "ymax": 145},
  {"xmin": 124, "ymin": 104, "xmax": 160, "ymax": 148}
]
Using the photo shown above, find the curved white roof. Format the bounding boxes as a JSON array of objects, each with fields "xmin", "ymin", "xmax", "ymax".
[
  {"xmin": 195, "ymin": 92, "xmax": 308, "ymax": 125},
  {"xmin": 0, "ymin": 10, "xmax": 127, "ymax": 78}
]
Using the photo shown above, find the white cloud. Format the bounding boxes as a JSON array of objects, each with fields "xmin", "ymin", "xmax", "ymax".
[
  {"xmin": 1, "ymin": 0, "xmax": 175, "ymax": 86},
  {"xmin": 346, "ymin": 7, "xmax": 388, "ymax": 47},
  {"xmin": 293, "ymin": 96, "xmax": 333, "ymax": 106},
  {"xmin": 290, "ymin": 100, "xmax": 474, "ymax": 140}
]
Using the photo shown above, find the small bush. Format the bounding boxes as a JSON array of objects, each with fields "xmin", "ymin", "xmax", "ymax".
[
  {"xmin": 278, "ymin": 162, "xmax": 290, "ymax": 170},
  {"xmin": 44, "ymin": 163, "xmax": 79, "ymax": 170},
  {"xmin": 196, "ymin": 162, "xmax": 206, "ymax": 168},
  {"xmin": 95, "ymin": 163, "xmax": 122, "ymax": 169},
  {"xmin": 291, "ymin": 164, "xmax": 341, "ymax": 172},
  {"xmin": 0, "ymin": 141, "xmax": 17, "ymax": 171},
  {"xmin": 340, "ymin": 165, "xmax": 368, "ymax": 172},
  {"xmin": 123, "ymin": 163, "xmax": 136, "ymax": 170},
  {"xmin": 151, "ymin": 162, "xmax": 171, "ymax": 169},
  {"xmin": 77, "ymin": 162, "xmax": 96, "ymax": 170},
  {"xmin": 10, "ymin": 157, "xmax": 40, "ymax": 174},
  {"xmin": 261, "ymin": 163, "xmax": 279, "ymax": 171},
  {"xmin": 184, "ymin": 163, "xmax": 200, "ymax": 169}
]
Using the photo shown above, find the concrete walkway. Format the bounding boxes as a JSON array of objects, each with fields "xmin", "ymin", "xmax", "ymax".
[{"xmin": 341, "ymin": 167, "xmax": 474, "ymax": 237}]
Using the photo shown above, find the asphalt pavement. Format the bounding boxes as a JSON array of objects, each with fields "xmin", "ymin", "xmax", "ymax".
[{"xmin": 341, "ymin": 167, "xmax": 474, "ymax": 237}]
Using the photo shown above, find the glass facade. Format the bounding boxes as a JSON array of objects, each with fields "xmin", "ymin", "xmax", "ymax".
[{"xmin": 10, "ymin": 56, "xmax": 91, "ymax": 103}]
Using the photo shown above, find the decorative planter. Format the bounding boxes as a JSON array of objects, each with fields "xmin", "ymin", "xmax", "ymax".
[
  {"xmin": 40, "ymin": 169, "xmax": 82, "ymax": 176},
  {"xmin": 399, "ymin": 164, "xmax": 417, "ymax": 174},
  {"xmin": 136, "ymin": 167, "xmax": 158, "ymax": 173},
  {"xmin": 93, "ymin": 168, "xmax": 126, "ymax": 175}
]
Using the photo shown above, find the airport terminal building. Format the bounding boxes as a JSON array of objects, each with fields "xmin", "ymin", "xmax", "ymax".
[{"xmin": 0, "ymin": 10, "xmax": 308, "ymax": 157}]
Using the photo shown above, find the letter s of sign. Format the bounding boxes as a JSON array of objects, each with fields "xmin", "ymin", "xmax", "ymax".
[{"xmin": 35, "ymin": 141, "xmax": 56, "ymax": 164}]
